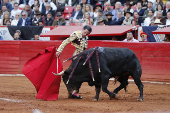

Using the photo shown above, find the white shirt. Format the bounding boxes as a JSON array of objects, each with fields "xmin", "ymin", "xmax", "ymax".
[
  {"xmin": 144, "ymin": 17, "xmax": 152, "ymax": 26},
  {"xmin": 22, "ymin": 18, "xmax": 26, "ymax": 26},
  {"xmin": 10, "ymin": 9, "xmax": 22, "ymax": 19},
  {"xmin": 11, "ymin": 19, "xmax": 19, "ymax": 26},
  {"xmin": 166, "ymin": 19, "xmax": 170, "ymax": 25},
  {"xmin": 68, "ymin": 0, "xmax": 72, "ymax": 6},
  {"xmin": 123, "ymin": 38, "xmax": 139, "ymax": 42}
]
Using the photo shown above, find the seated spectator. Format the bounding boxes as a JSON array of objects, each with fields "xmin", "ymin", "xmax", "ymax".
[
  {"xmin": 38, "ymin": 20, "xmax": 43, "ymax": 26},
  {"xmin": 40, "ymin": 0, "xmax": 57, "ymax": 12},
  {"xmin": 122, "ymin": 11, "xmax": 134, "ymax": 26},
  {"xmin": 79, "ymin": 0, "xmax": 87, "ymax": 9},
  {"xmin": 1, "ymin": 11, "xmax": 11, "ymax": 26},
  {"xmin": 97, "ymin": 17, "xmax": 105, "ymax": 26},
  {"xmin": 104, "ymin": 12, "xmax": 114, "ymax": 25},
  {"xmin": 82, "ymin": 12, "xmax": 93, "ymax": 26},
  {"xmin": 13, "ymin": 33, "xmax": 23, "ymax": 40},
  {"xmin": 141, "ymin": 0, "xmax": 148, "ymax": 9},
  {"xmin": 16, "ymin": 30, "xmax": 22, "ymax": 37},
  {"xmin": 140, "ymin": 32, "xmax": 148, "ymax": 42},
  {"xmin": 154, "ymin": 11, "xmax": 166, "ymax": 25},
  {"xmin": 70, "ymin": 4, "xmax": 83, "ymax": 23},
  {"xmin": 164, "ymin": 34, "xmax": 170, "ymax": 42},
  {"xmin": 0, "ymin": 35, "xmax": 3, "ymax": 40},
  {"xmin": 112, "ymin": 2, "xmax": 122, "ymax": 20},
  {"xmin": 19, "ymin": 0, "xmax": 29, "ymax": 5},
  {"xmin": 65, "ymin": 0, "xmax": 79, "ymax": 7},
  {"xmin": 44, "ymin": 12, "xmax": 54, "ymax": 26},
  {"xmin": 30, "ymin": 5, "xmax": 40, "ymax": 19},
  {"xmin": 41, "ymin": 3, "xmax": 56, "ymax": 18},
  {"xmin": 55, "ymin": 0, "xmax": 65, "ymax": 12},
  {"xmin": 135, "ymin": 2, "xmax": 146, "ymax": 16},
  {"xmin": 32, "ymin": 11, "xmax": 43, "ymax": 26},
  {"xmin": 0, "ymin": 0, "xmax": 13, "ymax": 11},
  {"xmin": 11, "ymin": 12, "xmax": 21, "ymax": 26},
  {"xmin": 93, "ymin": 9, "xmax": 105, "ymax": 26},
  {"xmin": 166, "ymin": 11, "xmax": 170, "ymax": 25},
  {"xmin": 52, "ymin": 12, "xmax": 65, "ymax": 26},
  {"xmin": 163, "ymin": 1, "xmax": 170, "ymax": 17},
  {"xmin": 65, "ymin": 21, "xmax": 71, "ymax": 26},
  {"xmin": 75, "ymin": 19, "xmax": 81, "ymax": 26},
  {"xmin": 103, "ymin": 2, "xmax": 113, "ymax": 17},
  {"xmin": 0, "ymin": 5, "xmax": 10, "ymax": 19},
  {"xmin": 10, "ymin": 3, "xmax": 22, "ymax": 19},
  {"xmin": 143, "ymin": 1, "xmax": 155, "ymax": 19},
  {"xmin": 82, "ymin": 4, "xmax": 93, "ymax": 17},
  {"xmin": 17, "ymin": 11, "xmax": 32, "ymax": 26},
  {"xmin": 93, "ymin": 4, "xmax": 102, "ymax": 18},
  {"xmin": 5, "ymin": 19, "xmax": 11, "ymax": 25},
  {"xmin": 154, "ymin": 19, "xmax": 162, "ymax": 26},
  {"xmin": 131, "ymin": 11, "xmax": 143, "ymax": 26},
  {"xmin": 21, "ymin": 4, "xmax": 32, "ymax": 17},
  {"xmin": 123, "ymin": 31, "xmax": 139, "ymax": 42},
  {"xmin": 122, "ymin": 1, "xmax": 134, "ymax": 15},
  {"xmin": 153, "ymin": 0, "xmax": 165, "ymax": 10},
  {"xmin": 31, "ymin": 34, "xmax": 39, "ymax": 40},
  {"xmin": 30, "ymin": 0, "xmax": 40, "ymax": 9},
  {"xmin": 154, "ymin": 4, "xmax": 163, "ymax": 17},
  {"xmin": 144, "ymin": 10, "xmax": 154, "ymax": 26},
  {"xmin": 87, "ymin": 0, "xmax": 97, "ymax": 7},
  {"xmin": 110, "ymin": 11, "xmax": 124, "ymax": 25},
  {"xmin": 149, "ymin": 19, "xmax": 155, "ymax": 26}
]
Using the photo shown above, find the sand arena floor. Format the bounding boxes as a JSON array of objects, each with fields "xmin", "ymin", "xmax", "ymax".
[{"xmin": 0, "ymin": 76, "xmax": 170, "ymax": 113}]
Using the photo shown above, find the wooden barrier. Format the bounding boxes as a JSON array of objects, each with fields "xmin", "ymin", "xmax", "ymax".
[{"xmin": 0, "ymin": 40, "xmax": 170, "ymax": 82}]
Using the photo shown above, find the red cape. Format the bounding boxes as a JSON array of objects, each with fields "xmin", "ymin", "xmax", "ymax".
[{"xmin": 22, "ymin": 47, "xmax": 63, "ymax": 101}]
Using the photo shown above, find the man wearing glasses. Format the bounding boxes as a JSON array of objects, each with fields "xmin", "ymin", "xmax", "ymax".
[{"xmin": 17, "ymin": 11, "xmax": 32, "ymax": 26}]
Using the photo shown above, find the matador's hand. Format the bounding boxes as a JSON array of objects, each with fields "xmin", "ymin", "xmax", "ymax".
[{"xmin": 56, "ymin": 51, "xmax": 61, "ymax": 57}]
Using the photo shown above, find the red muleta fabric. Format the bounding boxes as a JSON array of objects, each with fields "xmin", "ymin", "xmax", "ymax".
[{"xmin": 22, "ymin": 46, "xmax": 63, "ymax": 101}]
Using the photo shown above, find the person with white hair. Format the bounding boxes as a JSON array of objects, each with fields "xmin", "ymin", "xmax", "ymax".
[
  {"xmin": 39, "ymin": 0, "xmax": 57, "ymax": 12},
  {"xmin": 17, "ymin": 11, "xmax": 32, "ymax": 26},
  {"xmin": 163, "ymin": 1, "xmax": 170, "ymax": 16},
  {"xmin": 11, "ymin": 12, "xmax": 21, "ymax": 26},
  {"xmin": 111, "ymin": 2, "xmax": 122, "ymax": 20},
  {"xmin": 41, "ymin": 3, "xmax": 56, "ymax": 18}
]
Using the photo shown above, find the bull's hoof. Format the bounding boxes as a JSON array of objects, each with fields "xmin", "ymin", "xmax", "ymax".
[
  {"xmin": 137, "ymin": 97, "xmax": 143, "ymax": 101},
  {"xmin": 92, "ymin": 98, "xmax": 98, "ymax": 102},
  {"xmin": 68, "ymin": 94, "xmax": 83, "ymax": 99},
  {"xmin": 109, "ymin": 93, "xmax": 118, "ymax": 100}
]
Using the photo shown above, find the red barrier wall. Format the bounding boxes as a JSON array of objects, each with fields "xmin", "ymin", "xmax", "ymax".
[{"xmin": 0, "ymin": 41, "xmax": 170, "ymax": 82}]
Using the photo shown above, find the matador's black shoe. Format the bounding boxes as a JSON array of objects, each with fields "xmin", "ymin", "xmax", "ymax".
[{"xmin": 68, "ymin": 93, "xmax": 83, "ymax": 99}]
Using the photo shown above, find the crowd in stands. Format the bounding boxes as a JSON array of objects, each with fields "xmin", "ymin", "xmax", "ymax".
[{"xmin": 0, "ymin": 0, "xmax": 170, "ymax": 27}]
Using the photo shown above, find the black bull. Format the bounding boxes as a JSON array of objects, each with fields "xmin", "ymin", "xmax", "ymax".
[{"xmin": 61, "ymin": 47, "xmax": 143, "ymax": 101}]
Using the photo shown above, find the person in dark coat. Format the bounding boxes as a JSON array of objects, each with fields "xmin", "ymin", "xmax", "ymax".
[
  {"xmin": 32, "ymin": 11, "xmax": 43, "ymax": 26},
  {"xmin": 110, "ymin": 11, "xmax": 125, "ymax": 25},
  {"xmin": 41, "ymin": 3, "xmax": 56, "ymax": 18},
  {"xmin": 104, "ymin": 12, "xmax": 114, "ymax": 25},
  {"xmin": 163, "ymin": 1, "xmax": 170, "ymax": 17},
  {"xmin": 0, "ymin": 0, "xmax": 13, "ymax": 11},
  {"xmin": 132, "ymin": 11, "xmax": 144, "ymax": 26},
  {"xmin": 45, "ymin": 12, "xmax": 54, "ymax": 26},
  {"xmin": 17, "ymin": 11, "xmax": 32, "ymax": 26},
  {"xmin": 134, "ymin": 2, "xmax": 146, "ymax": 16},
  {"xmin": 70, "ymin": 4, "xmax": 83, "ymax": 23}
]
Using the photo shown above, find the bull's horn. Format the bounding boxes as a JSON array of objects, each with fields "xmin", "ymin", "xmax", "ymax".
[
  {"xmin": 52, "ymin": 70, "xmax": 65, "ymax": 76},
  {"xmin": 99, "ymin": 68, "xmax": 101, "ymax": 73},
  {"xmin": 66, "ymin": 79, "xmax": 69, "ymax": 84},
  {"xmin": 83, "ymin": 62, "xmax": 86, "ymax": 65}
]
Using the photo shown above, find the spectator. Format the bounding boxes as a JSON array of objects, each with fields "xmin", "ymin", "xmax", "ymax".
[
  {"xmin": 154, "ymin": 18, "xmax": 162, "ymax": 25},
  {"xmin": 40, "ymin": 0, "xmax": 57, "ymax": 12},
  {"xmin": 103, "ymin": 2, "xmax": 113, "ymax": 17},
  {"xmin": 54, "ymin": 0, "xmax": 65, "ymax": 12},
  {"xmin": 65, "ymin": 0, "xmax": 79, "ymax": 7},
  {"xmin": 5, "ymin": 19, "xmax": 11, "ymax": 25},
  {"xmin": 97, "ymin": 17, "xmax": 105, "ymax": 26},
  {"xmin": 149, "ymin": 19, "xmax": 155, "ymax": 26},
  {"xmin": 31, "ymin": 34, "xmax": 39, "ymax": 40},
  {"xmin": 17, "ymin": 11, "xmax": 32, "ymax": 26},
  {"xmin": 163, "ymin": 1, "xmax": 170, "ymax": 16},
  {"xmin": 1, "ymin": 11, "xmax": 11, "ymax": 26},
  {"xmin": 13, "ymin": 33, "xmax": 23, "ymax": 40},
  {"xmin": 166, "ymin": 11, "xmax": 170, "ymax": 25},
  {"xmin": 42, "ymin": 3, "xmax": 56, "ymax": 18},
  {"xmin": 11, "ymin": 12, "xmax": 21, "ymax": 26},
  {"xmin": 16, "ymin": 30, "xmax": 21, "ymax": 36},
  {"xmin": 87, "ymin": 0, "xmax": 97, "ymax": 7},
  {"xmin": 44, "ymin": 12, "xmax": 54, "ymax": 26},
  {"xmin": 122, "ymin": 1, "xmax": 134, "ymax": 15},
  {"xmin": 30, "ymin": 0, "xmax": 40, "ymax": 9},
  {"xmin": 0, "ymin": 35, "xmax": 3, "ymax": 40},
  {"xmin": 141, "ymin": 0, "xmax": 148, "ymax": 9},
  {"xmin": 19, "ymin": 0, "xmax": 29, "ymax": 5},
  {"xmin": 70, "ymin": 4, "xmax": 83, "ymax": 23},
  {"xmin": 0, "ymin": 5, "xmax": 10, "ymax": 19},
  {"xmin": 32, "ymin": 11, "xmax": 43, "ymax": 26},
  {"xmin": 93, "ymin": 4, "xmax": 102, "ymax": 18},
  {"xmin": 105, "ymin": 0, "xmax": 117, "ymax": 6},
  {"xmin": 22, "ymin": 4, "xmax": 32, "ymax": 17},
  {"xmin": 104, "ymin": 12, "xmax": 114, "ymax": 25},
  {"xmin": 135, "ymin": 2, "xmax": 146, "ymax": 16},
  {"xmin": 30, "ymin": 5, "xmax": 40, "ymax": 19},
  {"xmin": 82, "ymin": 12, "xmax": 93, "ymax": 26},
  {"xmin": 93, "ymin": 9, "xmax": 105, "ymax": 26},
  {"xmin": 75, "ymin": 19, "xmax": 81, "ymax": 26},
  {"xmin": 122, "ymin": 11, "xmax": 134, "ymax": 26},
  {"xmin": 154, "ymin": 11, "xmax": 166, "ymax": 25},
  {"xmin": 164, "ymin": 34, "xmax": 170, "ymax": 42},
  {"xmin": 131, "ymin": 11, "xmax": 144, "ymax": 26},
  {"xmin": 153, "ymin": 0, "xmax": 165, "ymax": 10},
  {"xmin": 52, "ymin": 12, "xmax": 65, "ymax": 26},
  {"xmin": 110, "ymin": 11, "xmax": 124, "ymax": 25},
  {"xmin": 65, "ymin": 20, "xmax": 71, "ymax": 26},
  {"xmin": 143, "ymin": 1, "xmax": 155, "ymax": 19},
  {"xmin": 112, "ymin": 2, "xmax": 122, "ymax": 20},
  {"xmin": 0, "ymin": 0, "xmax": 13, "ymax": 11},
  {"xmin": 10, "ymin": 3, "xmax": 21, "ymax": 19},
  {"xmin": 123, "ymin": 31, "xmax": 139, "ymax": 42},
  {"xmin": 140, "ymin": 32, "xmax": 148, "ymax": 42},
  {"xmin": 38, "ymin": 20, "xmax": 43, "ymax": 26},
  {"xmin": 82, "ymin": 4, "xmax": 93, "ymax": 17},
  {"xmin": 154, "ymin": 3, "xmax": 163, "ymax": 16},
  {"xmin": 79, "ymin": 0, "xmax": 87, "ymax": 9},
  {"xmin": 144, "ymin": 10, "xmax": 154, "ymax": 26}
]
